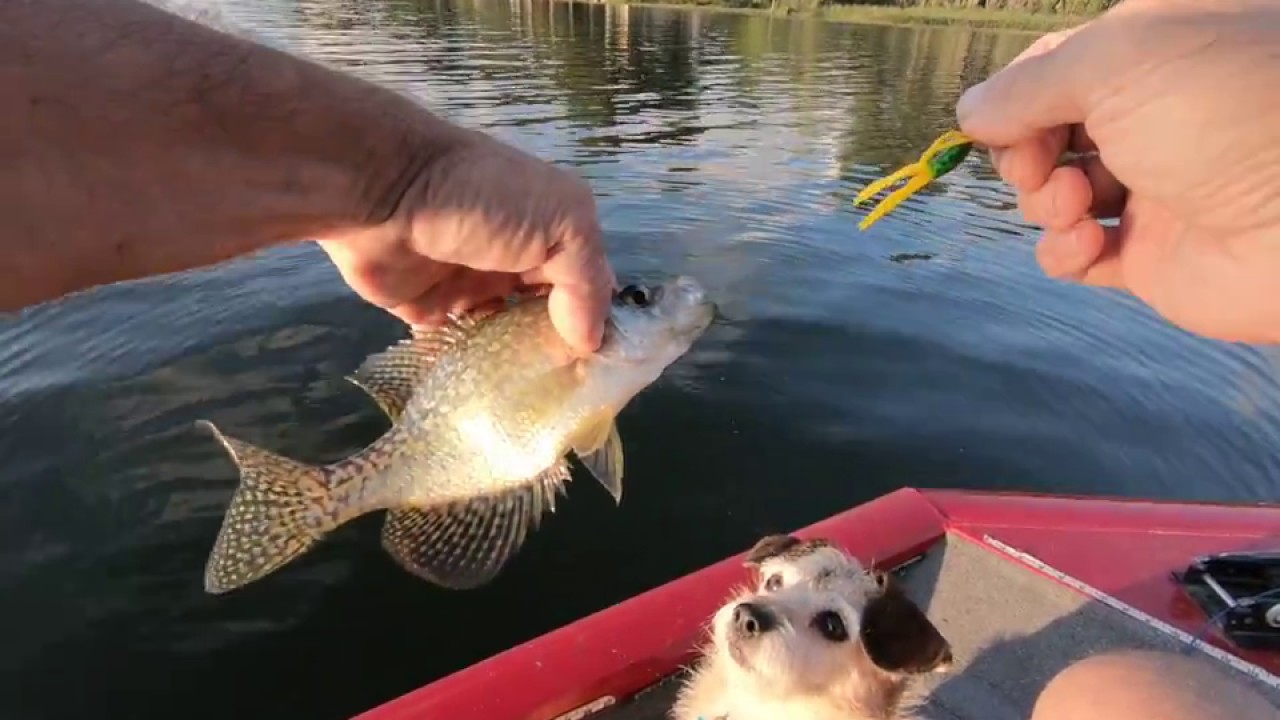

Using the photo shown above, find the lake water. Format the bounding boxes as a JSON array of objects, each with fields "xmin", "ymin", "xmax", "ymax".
[{"xmin": 3, "ymin": 1, "xmax": 1279, "ymax": 718}]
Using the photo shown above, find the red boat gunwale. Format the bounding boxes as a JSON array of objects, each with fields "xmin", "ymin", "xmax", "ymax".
[{"xmin": 355, "ymin": 488, "xmax": 1280, "ymax": 720}]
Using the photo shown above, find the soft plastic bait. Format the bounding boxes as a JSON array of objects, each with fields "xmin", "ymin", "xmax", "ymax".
[{"xmin": 852, "ymin": 129, "xmax": 973, "ymax": 230}]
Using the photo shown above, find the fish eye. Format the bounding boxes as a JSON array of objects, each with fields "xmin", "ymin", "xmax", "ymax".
[
  {"xmin": 811, "ymin": 610, "xmax": 848, "ymax": 642},
  {"xmin": 764, "ymin": 573, "xmax": 784, "ymax": 591},
  {"xmin": 618, "ymin": 284, "xmax": 651, "ymax": 307}
]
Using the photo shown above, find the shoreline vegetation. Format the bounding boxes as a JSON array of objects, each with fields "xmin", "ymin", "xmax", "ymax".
[{"xmin": 564, "ymin": 0, "xmax": 1113, "ymax": 31}]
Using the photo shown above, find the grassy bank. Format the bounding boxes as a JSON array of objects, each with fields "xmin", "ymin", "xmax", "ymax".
[{"xmin": 574, "ymin": 0, "xmax": 1104, "ymax": 32}]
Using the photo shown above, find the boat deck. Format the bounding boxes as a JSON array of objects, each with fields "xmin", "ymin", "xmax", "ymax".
[
  {"xmin": 596, "ymin": 532, "xmax": 1280, "ymax": 720},
  {"xmin": 356, "ymin": 490, "xmax": 1280, "ymax": 720}
]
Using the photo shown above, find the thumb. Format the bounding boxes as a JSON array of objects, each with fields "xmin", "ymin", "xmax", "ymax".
[
  {"xmin": 522, "ymin": 225, "xmax": 616, "ymax": 356},
  {"xmin": 956, "ymin": 28, "xmax": 1095, "ymax": 147}
]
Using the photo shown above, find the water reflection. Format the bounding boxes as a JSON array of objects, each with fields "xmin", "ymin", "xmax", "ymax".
[{"xmin": 2, "ymin": 1, "xmax": 1277, "ymax": 718}]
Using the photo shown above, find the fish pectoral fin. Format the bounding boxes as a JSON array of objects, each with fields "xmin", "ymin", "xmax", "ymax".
[
  {"xmin": 347, "ymin": 315, "xmax": 485, "ymax": 421},
  {"xmin": 380, "ymin": 462, "xmax": 571, "ymax": 589},
  {"xmin": 197, "ymin": 420, "xmax": 336, "ymax": 595},
  {"xmin": 570, "ymin": 417, "xmax": 624, "ymax": 505}
]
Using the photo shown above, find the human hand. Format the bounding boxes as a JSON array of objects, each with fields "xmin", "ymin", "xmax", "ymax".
[
  {"xmin": 956, "ymin": 0, "xmax": 1280, "ymax": 344},
  {"xmin": 317, "ymin": 129, "xmax": 615, "ymax": 354}
]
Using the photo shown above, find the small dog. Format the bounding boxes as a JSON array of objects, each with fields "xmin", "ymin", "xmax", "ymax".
[{"xmin": 670, "ymin": 534, "xmax": 953, "ymax": 720}]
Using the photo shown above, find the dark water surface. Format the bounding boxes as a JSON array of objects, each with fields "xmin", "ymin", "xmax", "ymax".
[{"xmin": 4, "ymin": 1, "xmax": 1279, "ymax": 718}]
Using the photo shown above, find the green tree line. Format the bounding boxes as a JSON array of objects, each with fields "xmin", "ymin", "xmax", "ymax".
[
  {"xmin": 831, "ymin": 0, "xmax": 1117, "ymax": 14},
  {"xmin": 611, "ymin": 0, "xmax": 1119, "ymax": 23}
]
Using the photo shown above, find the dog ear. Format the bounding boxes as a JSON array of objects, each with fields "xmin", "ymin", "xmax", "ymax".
[
  {"xmin": 858, "ymin": 571, "xmax": 953, "ymax": 675},
  {"xmin": 744, "ymin": 534, "xmax": 802, "ymax": 566}
]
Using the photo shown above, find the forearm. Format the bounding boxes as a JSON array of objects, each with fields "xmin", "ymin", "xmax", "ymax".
[{"xmin": 0, "ymin": 0, "xmax": 462, "ymax": 308}]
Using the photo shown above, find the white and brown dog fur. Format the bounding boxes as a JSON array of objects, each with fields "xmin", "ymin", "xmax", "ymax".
[{"xmin": 670, "ymin": 534, "xmax": 953, "ymax": 720}]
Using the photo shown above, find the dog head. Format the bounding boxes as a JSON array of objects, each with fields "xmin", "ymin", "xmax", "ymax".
[
  {"xmin": 704, "ymin": 534, "xmax": 952, "ymax": 714},
  {"xmin": 743, "ymin": 534, "xmax": 953, "ymax": 676},
  {"xmin": 744, "ymin": 534, "xmax": 869, "ymax": 595}
]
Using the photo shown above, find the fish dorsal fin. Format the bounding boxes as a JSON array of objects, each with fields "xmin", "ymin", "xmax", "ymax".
[
  {"xmin": 570, "ymin": 416, "xmax": 624, "ymax": 505},
  {"xmin": 347, "ymin": 313, "xmax": 487, "ymax": 421},
  {"xmin": 379, "ymin": 461, "xmax": 571, "ymax": 589}
]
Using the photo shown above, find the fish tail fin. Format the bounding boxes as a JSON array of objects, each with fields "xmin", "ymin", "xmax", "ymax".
[{"xmin": 197, "ymin": 420, "xmax": 339, "ymax": 595}]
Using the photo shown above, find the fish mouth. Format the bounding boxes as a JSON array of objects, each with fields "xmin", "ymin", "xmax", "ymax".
[
  {"xmin": 674, "ymin": 275, "xmax": 718, "ymax": 331},
  {"xmin": 693, "ymin": 295, "xmax": 719, "ymax": 321},
  {"xmin": 707, "ymin": 300, "xmax": 722, "ymax": 325},
  {"xmin": 669, "ymin": 302, "xmax": 717, "ymax": 343}
]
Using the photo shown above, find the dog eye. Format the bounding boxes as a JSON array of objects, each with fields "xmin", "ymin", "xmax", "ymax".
[
  {"xmin": 764, "ymin": 573, "xmax": 784, "ymax": 591},
  {"xmin": 812, "ymin": 611, "xmax": 848, "ymax": 642}
]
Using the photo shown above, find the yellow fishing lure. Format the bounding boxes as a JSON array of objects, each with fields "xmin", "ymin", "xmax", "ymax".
[{"xmin": 852, "ymin": 129, "xmax": 974, "ymax": 231}]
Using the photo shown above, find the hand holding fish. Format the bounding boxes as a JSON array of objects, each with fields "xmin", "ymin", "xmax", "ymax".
[
  {"xmin": 3, "ymin": 0, "xmax": 707, "ymax": 596},
  {"xmin": 953, "ymin": 0, "xmax": 1280, "ymax": 344},
  {"xmin": 315, "ymin": 130, "xmax": 617, "ymax": 356}
]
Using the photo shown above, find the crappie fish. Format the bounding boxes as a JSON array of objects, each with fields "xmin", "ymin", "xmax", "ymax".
[{"xmin": 197, "ymin": 275, "xmax": 716, "ymax": 594}]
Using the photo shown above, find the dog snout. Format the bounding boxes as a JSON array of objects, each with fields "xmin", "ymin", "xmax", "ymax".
[
  {"xmin": 934, "ymin": 646, "xmax": 954, "ymax": 672},
  {"xmin": 732, "ymin": 602, "xmax": 775, "ymax": 637}
]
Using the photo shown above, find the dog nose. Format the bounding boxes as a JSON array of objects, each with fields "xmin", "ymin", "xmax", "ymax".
[{"xmin": 732, "ymin": 602, "xmax": 775, "ymax": 637}]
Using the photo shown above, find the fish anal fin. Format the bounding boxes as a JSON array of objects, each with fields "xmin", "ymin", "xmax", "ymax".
[
  {"xmin": 570, "ymin": 416, "xmax": 624, "ymax": 504},
  {"xmin": 380, "ymin": 462, "xmax": 571, "ymax": 589}
]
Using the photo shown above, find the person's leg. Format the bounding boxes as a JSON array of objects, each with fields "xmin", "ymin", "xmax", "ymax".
[{"xmin": 1031, "ymin": 649, "xmax": 1278, "ymax": 720}]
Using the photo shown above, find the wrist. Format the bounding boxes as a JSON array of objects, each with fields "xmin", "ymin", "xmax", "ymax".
[
  {"xmin": 219, "ymin": 41, "xmax": 476, "ymax": 241},
  {"xmin": 348, "ymin": 97, "xmax": 477, "ymax": 231}
]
